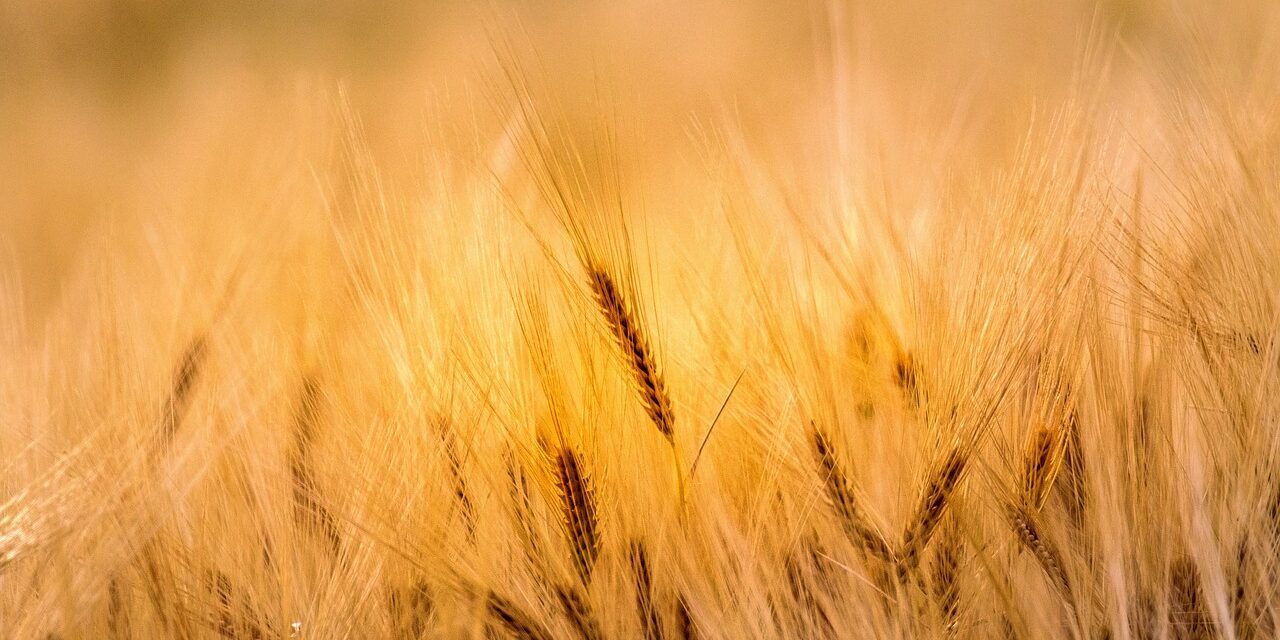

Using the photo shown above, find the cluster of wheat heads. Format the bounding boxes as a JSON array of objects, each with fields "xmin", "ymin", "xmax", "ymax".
[{"xmin": 5, "ymin": 27, "xmax": 1280, "ymax": 640}]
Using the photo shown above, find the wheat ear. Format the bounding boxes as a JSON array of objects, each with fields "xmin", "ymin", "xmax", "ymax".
[
  {"xmin": 675, "ymin": 594, "xmax": 698, "ymax": 640},
  {"xmin": 930, "ymin": 516, "xmax": 962, "ymax": 637},
  {"xmin": 586, "ymin": 266, "xmax": 684, "ymax": 500},
  {"xmin": 1006, "ymin": 407, "xmax": 1077, "ymax": 616},
  {"xmin": 556, "ymin": 584, "xmax": 603, "ymax": 640},
  {"xmin": 486, "ymin": 592, "xmax": 554, "ymax": 640},
  {"xmin": 899, "ymin": 447, "xmax": 968, "ymax": 571},
  {"xmin": 587, "ymin": 266, "xmax": 674, "ymax": 440},
  {"xmin": 784, "ymin": 543, "xmax": 835, "ymax": 637},
  {"xmin": 553, "ymin": 447, "xmax": 601, "ymax": 585},
  {"xmin": 387, "ymin": 581, "xmax": 433, "ymax": 639},
  {"xmin": 1006, "ymin": 504, "xmax": 1073, "ymax": 604},
  {"xmin": 507, "ymin": 451, "xmax": 546, "ymax": 574},
  {"xmin": 630, "ymin": 540, "xmax": 664, "ymax": 640},
  {"xmin": 1168, "ymin": 557, "xmax": 1214, "ymax": 640},
  {"xmin": 288, "ymin": 375, "xmax": 340, "ymax": 555},
  {"xmin": 439, "ymin": 421, "xmax": 476, "ymax": 539},
  {"xmin": 157, "ymin": 335, "xmax": 207, "ymax": 449},
  {"xmin": 809, "ymin": 425, "xmax": 894, "ymax": 561},
  {"xmin": 1020, "ymin": 421, "xmax": 1068, "ymax": 512}
]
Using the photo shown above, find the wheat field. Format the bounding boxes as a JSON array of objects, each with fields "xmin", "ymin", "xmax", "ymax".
[{"xmin": 2, "ymin": 0, "xmax": 1279, "ymax": 638}]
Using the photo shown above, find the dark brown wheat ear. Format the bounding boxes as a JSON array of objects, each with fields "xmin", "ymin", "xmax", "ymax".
[
  {"xmin": 438, "ymin": 418, "xmax": 477, "ymax": 540},
  {"xmin": 507, "ymin": 450, "xmax": 547, "ymax": 574},
  {"xmin": 1020, "ymin": 421, "xmax": 1068, "ymax": 512},
  {"xmin": 107, "ymin": 576, "xmax": 130, "ymax": 640},
  {"xmin": 487, "ymin": 592, "xmax": 554, "ymax": 640},
  {"xmin": 552, "ymin": 446, "xmax": 601, "ymax": 586},
  {"xmin": 386, "ymin": 581, "xmax": 433, "ymax": 639},
  {"xmin": 556, "ymin": 583, "xmax": 603, "ymax": 640},
  {"xmin": 1168, "ymin": 556, "xmax": 1214, "ymax": 640},
  {"xmin": 899, "ymin": 446, "xmax": 968, "ymax": 573},
  {"xmin": 784, "ymin": 539, "xmax": 835, "ymax": 638},
  {"xmin": 584, "ymin": 264, "xmax": 686, "ymax": 501},
  {"xmin": 675, "ymin": 593, "xmax": 698, "ymax": 640},
  {"xmin": 630, "ymin": 540, "xmax": 664, "ymax": 640},
  {"xmin": 208, "ymin": 569, "xmax": 272, "ymax": 640},
  {"xmin": 588, "ymin": 265, "xmax": 675, "ymax": 442}
]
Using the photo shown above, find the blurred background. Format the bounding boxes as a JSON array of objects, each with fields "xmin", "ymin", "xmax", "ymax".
[{"xmin": 0, "ymin": 0, "xmax": 1265, "ymax": 324}]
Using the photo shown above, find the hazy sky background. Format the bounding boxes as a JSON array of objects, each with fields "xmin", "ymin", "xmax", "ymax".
[{"xmin": 0, "ymin": 0, "xmax": 1262, "ymax": 319}]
